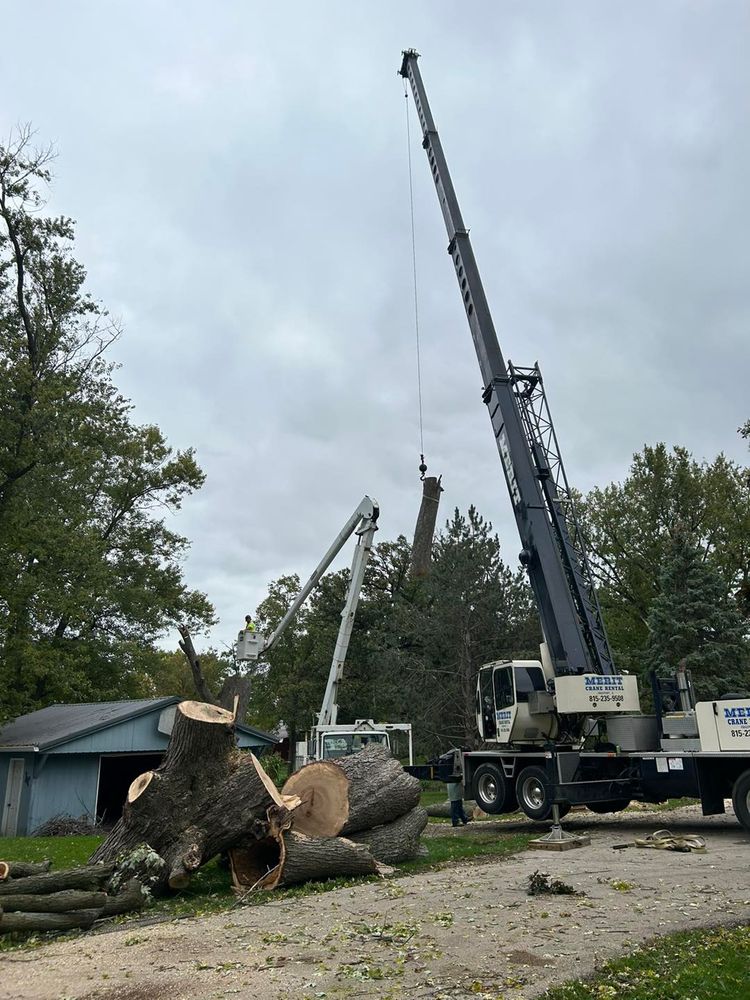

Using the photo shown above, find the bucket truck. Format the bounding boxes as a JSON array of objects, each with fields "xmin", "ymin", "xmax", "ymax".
[
  {"xmin": 236, "ymin": 496, "xmax": 412, "ymax": 769},
  {"xmin": 400, "ymin": 49, "xmax": 750, "ymax": 833}
]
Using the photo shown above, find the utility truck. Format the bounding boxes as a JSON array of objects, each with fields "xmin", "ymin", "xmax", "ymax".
[
  {"xmin": 400, "ymin": 49, "xmax": 750, "ymax": 833},
  {"xmin": 235, "ymin": 496, "xmax": 413, "ymax": 769}
]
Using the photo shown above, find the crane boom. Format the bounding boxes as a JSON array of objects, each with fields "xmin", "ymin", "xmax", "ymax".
[{"xmin": 400, "ymin": 49, "xmax": 613, "ymax": 677}]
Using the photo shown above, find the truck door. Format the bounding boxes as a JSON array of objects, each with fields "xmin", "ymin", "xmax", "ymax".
[
  {"xmin": 493, "ymin": 665, "xmax": 517, "ymax": 743},
  {"xmin": 477, "ymin": 667, "xmax": 497, "ymax": 739}
]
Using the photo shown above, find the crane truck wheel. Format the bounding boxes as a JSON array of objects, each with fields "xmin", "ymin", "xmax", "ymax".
[
  {"xmin": 732, "ymin": 769, "xmax": 750, "ymax": 832},
  {"xmin": 471, "ymin": 763, "xmax": 515, "ymax": 814},
  {"xmin": 515, "ymin": 766, "xmax": 570, "ymax": 822}
]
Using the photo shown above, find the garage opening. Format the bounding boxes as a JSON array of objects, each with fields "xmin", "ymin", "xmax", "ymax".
[{"xmin": 96, "ymin": 754, "xmax": 163, "ymax": 826}]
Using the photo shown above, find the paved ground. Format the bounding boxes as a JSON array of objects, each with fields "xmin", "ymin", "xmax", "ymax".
[{"xmin": 2, "ymin": 807, "xmax": 749, "ymax": 1000}]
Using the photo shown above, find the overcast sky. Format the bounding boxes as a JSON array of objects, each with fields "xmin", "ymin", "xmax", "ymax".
[{"xmin": 2, "ymin": 2, "xmax": 748, "ymax": 651}]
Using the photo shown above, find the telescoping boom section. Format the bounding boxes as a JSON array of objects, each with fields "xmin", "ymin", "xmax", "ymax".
[{"xmin": 399, "ymin": 50, "xmax": 613, "ymax": 681}]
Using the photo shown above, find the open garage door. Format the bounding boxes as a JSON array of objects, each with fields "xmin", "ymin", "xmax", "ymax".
[{"xmin": 96, "ymin": 754, "xmax": 163, "ymax": 826}]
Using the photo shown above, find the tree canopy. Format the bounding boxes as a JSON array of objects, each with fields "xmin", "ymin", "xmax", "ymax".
[{"xmin": 0, "ymin": 129, "xmax": 214, "ymax": 720}]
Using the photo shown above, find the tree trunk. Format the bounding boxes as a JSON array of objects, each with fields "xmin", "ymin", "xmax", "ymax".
[
  {"xmin": 90, "ymin": 701, "xmax": 280, "ymax": 891},
  {"xmin": 348, "ymin": 806, "xmax": 428, "ymax": 864},
  {"xmin": 0, "ymin": 908, "xmax": 101, "ymax": 932},
  {"xmin": 218, "ymin": 673, "xmax": 252, "ymax": 721},
  {"xmin": 0, "ymin": 860, "xmax": 51, "ymax": 880},
  {"xmin": 0, "ymin": 866, "xmax": 113, "ymax": 897},
  {"xmin": 100, "ymin": 878, "xmax": 146, "ymax": 917},
  {"xmin": 409, "ymin": 476, "xmax": 443, "ymax": 579},
  {"xmin": 230, "ymin": 830, "xmax": 380, "ymax": 892},
  {"xmin": 336, "ymin": 744, "xmax": 422, "ymax": 835},
  {"xmin": 0, "ymin": 889, "xmax": 107, "ymax": 913}
]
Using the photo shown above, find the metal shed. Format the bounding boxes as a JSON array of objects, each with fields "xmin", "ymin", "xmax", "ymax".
[{"xmin": 0, "ymin": 698, "xmax": 276, "ymax": 836}]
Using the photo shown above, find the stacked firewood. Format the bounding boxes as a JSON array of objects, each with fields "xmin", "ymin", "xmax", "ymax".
[
  {"xmin": 0, "ymin": 860, "xmax": 146, "ymax": 933},
  {"xmin": 89, "ymin": 700, "xmax": 428, "ymax": 895}
]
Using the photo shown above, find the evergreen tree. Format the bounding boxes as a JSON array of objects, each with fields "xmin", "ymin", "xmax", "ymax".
[{"xmin": 646, "ymin": 529, "xmax": 750, "ymax": 701}]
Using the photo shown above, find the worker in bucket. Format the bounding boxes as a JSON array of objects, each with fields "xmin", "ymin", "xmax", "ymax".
[
  {"xmin": 446, "ymin": 776, "xmax": 471, "ymax": 827},
  {"xmin": 243, "ymin": 615, "xmax": 256, "ymax": 633}
]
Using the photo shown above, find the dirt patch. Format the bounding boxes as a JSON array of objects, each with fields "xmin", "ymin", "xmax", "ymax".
[{"xmin": 1, "ymin": 806, "xmax": 749, "ymax": 1000}]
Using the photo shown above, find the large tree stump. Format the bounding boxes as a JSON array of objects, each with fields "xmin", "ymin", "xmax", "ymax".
[
  {"xmin": 230, "ymin": 829, "xmax": 380, "ymax": 892},
  {"xmin": 89, "ymin": 701, "xmax": 281, "ymax": 891},
  {"xmin": 348, "ymin": 806, "xmax": 428, "ymax": 864}
]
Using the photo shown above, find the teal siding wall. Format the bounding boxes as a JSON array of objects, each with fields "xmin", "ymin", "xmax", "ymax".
[
  {"xmin": 52, "ymin": 714, "xmax": 171, "ymax": 754},
  {"xmin": 27, "ymin": 756, "xmax": 99, "ymax": 833}
]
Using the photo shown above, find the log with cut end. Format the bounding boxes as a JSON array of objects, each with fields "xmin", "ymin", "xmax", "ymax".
[
  {"xmin": 230, "ymin": 829, "xmax": 380, "ymax": 892},
  {"xmin": 90, "ymin": 701, "xmax": 281, "ymax": 891},
  {"xmin": 99, "ymin": 878, "xmax": 147, "ymax": 917},
  {"xmin": 0, "ymin": 865, "xmax": 113, "ymax": 897},
  {"xmin": 279, "ymin": 761, "xmax": 350, "ymax": 837},
  {"xmin": 348, "ymin": 805, "xmax": 428, "ymax": 864},
  {"xmin": 1, "ymin": 860, "xmax": 52, "ymax": 880}
]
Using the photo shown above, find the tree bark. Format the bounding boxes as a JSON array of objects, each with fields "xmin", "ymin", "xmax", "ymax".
[
  {"xmin": 230, "ymin": 830, "xmax": 380, "ymax": 892},
  {"xmin": 0, "ymin": 889, "xmax": 107, "ymax": 913},
  {"xmin": 100, "ymin": 878, "xmax": 146, "ymax": 917},
  {"xmin": 0, "ymin": 908, "xmax": 101, "ymax": 932},
  {"xmin": 409, "ymin": 475, "xmax": 443, "ymax": 579},
  {"xmin": 0, "ymin": 866, "xmax": 113, "ymax": 897},
  {"xmin": 89, "ymin": 702, "xmax": 279, "ymax": 891},
  {"xmin": 178, "ymin": 625, "xmax": 252, "ymax": 720},
  {"xmin": 348, "ymin": 806, "xmax": 428, "ymax": 864},
  {"xmin": 1, "ymin": 860, "xmax": 51, "ymax": 879},
  {"xmin": 336, "ymin": 744, "xmax": 422, "ymax": 835}
]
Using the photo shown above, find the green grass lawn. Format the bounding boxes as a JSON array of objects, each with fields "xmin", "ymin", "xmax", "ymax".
[{"xmin": 540, "ymin": 923, "xmax": 750, "ymax": 1000}]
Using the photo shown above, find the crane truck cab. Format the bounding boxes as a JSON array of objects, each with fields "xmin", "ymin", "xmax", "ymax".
[{"xmin": 295, "ymin": 720, "xmax": 413, "ymax": 770}]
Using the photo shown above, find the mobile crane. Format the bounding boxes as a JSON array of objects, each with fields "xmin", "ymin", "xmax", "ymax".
[
  {"xmin": 399, "ymin": 49, "xmax": 750, "ymax": 832},
  {"xmin": 236, "ymin": 496, "xmax": 412, "ymax": 769}
]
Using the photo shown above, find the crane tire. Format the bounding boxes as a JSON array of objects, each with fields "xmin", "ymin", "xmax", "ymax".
[
  {"xmin": 516, "ymin": 765, "xmax": 570, "ymax": 822},
  {"xmin": 471, "ymin": 763, "xmax": 515, "ymax": 815},
  {"xmin": 732, "ymin": 770, "xmax": 750, "ymax": 833}
]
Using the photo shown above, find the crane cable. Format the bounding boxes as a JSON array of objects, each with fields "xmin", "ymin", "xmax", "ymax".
[{"xmin": 404, "ymin": 81, "xmax": 427, "ymax": 481}]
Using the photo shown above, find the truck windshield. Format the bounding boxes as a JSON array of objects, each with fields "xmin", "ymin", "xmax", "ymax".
[{"xmin": 321, "ymin": 732, "xmax": 389, "ymax": 759}]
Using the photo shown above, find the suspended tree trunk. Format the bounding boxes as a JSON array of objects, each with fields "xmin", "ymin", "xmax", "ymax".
[
  {"xmin": 348, "ymin": 805, "xmax": 428, "ymax": 864},
  {"xmin": 409, "ymin": 475, "xmax": 443, "ymax": 579},
  {"xmin": 90, "ymin": 701, "xmax": 281, "ymax": 891}
]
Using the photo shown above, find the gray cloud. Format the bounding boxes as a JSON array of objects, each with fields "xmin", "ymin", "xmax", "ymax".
[{"xmin": 2, "ymin": 1, "xmax": 748, "ymax": 648}]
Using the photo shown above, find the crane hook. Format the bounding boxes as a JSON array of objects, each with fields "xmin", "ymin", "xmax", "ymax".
[{"xmin": 419, "ymin": 454, "xmax": 427, "ymax": 480}]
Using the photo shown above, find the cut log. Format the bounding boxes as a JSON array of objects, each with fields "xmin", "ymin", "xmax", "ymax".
[
  {"xmin": 0, "ymin": 862, "xmax": 7, "ymax": 882},
  {"xmin": 2, "ymin": 860, "xmax": 52, "ymax": 879},
  {"xmin": 336, "ymin": 744, "xmax": 421, "ymax": 835},
  {"xmin": 0, "ymin": 908, "xmax": 100, "ymax": 933},
  {"xmin": 280, "ymin": 761, "xmax": 350, "ymax": 837},
  {"xmin": 0, "ymin": 889, "xmax": 107, "ymax": 913},
  {"xmin": 230, "ymin": 829, "xmax": 379, "ymax": 892},
  {"xmin": 348, "ymin": 806, "xmax": 428, "ymax": 864},
  {"xmin": 100, "ymin": 878, "xmax": 146, "ymax": 917},
  {"xmin": 89, "ymin": 701, "xmax": 281, "ymax": 891},
  {"xmin": 409, "ymin": 475, "xmax": 443, "ymax": 578},
  {"xmin": 0, "ymin": 865, "xmax": 113, "ymax": 897}
]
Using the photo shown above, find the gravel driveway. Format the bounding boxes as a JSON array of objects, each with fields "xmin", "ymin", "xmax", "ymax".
[{"xmin": 2, "ymin": 806, "xmax": 749, "ymax": 1000}]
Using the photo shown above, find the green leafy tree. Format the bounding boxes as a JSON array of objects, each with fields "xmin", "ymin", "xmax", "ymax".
[
  {"xmin": 579, "ymin": 442, "xmax": 750, "ymax": 672},
  {"xmin": 646, "ymin": 529, "xmax": 750, "ymax": 700},
  {"xmin": 0, "ymin": 129, "xmax": 214, "ymax": 720}
]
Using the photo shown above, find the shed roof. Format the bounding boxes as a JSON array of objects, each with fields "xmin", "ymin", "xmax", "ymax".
[{"xmin": 0, "ymin": 699, "xmax": 276, "ymax": 752}]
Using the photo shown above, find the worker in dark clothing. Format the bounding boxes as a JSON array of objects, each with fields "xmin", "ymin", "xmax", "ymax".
[{"xmin": 446, "ymin": 778, "xmax": 471, "ymax": 826}]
